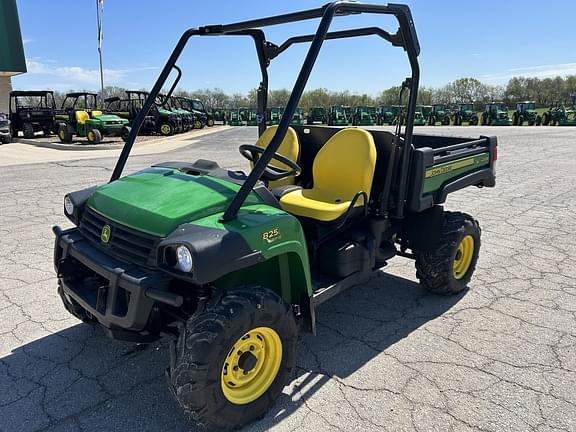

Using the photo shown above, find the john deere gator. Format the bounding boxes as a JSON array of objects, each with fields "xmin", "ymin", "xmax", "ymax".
[
  {"xmin": 56, "ymin": 92, "xmax": 129, "ymax": 144},
  {"xmin": 53, "ymin": 3, "xmax": 497, "ymax": 430}
]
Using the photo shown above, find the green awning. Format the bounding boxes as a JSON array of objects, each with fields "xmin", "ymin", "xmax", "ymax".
[{"xmin": 0, "ymin": 0, "xmax": 27, "ymax": 76}]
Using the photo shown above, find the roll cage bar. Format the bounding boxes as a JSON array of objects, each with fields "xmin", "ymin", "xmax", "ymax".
[{"xmin": 110, "ymin": 1, "xmax": 420, "ymax": 220}]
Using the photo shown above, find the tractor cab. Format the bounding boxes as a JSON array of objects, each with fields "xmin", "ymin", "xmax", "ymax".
[
  {"xmin": 352, "ymin": 105, "xmax": 376, "ymax": 126},
  {"xmin": 428, "ymin": 103, "xmax": 451, "ymax": 125},
  {"xmin": 327, "ymin": 105, "xmax": 347, "ymax": 126},
  {"xmin": 267, "ymin": 107, "xmax": 283, "ymax": 125},
  {"xmin": 482, "ymin": 102, "xmax": 511, "ymax": 126},
  {"xmin": 452, "ymin": 103, "xmax": 478, "ymax": 126},
  {"xmin": 290, "ymin": 107, "xmax": 305, "ymax": 125},
  {"xmin": 513, "ymin": 101, "xmax": 538, "ymax": 126},
  {"xmin": 307, "ymin": 106, "xmax": 327, "ymax": 124},
  {"xmin": 376, "ymin": 105, "xmax": 397, "ymax": 125}
]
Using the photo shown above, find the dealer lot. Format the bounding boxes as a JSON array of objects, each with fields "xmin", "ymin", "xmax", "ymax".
[{"xmin": 0, "ymin": 126, "xmax": 575, "ymax": 432}]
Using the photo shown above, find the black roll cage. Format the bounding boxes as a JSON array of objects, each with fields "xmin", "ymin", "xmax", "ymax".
[
  {"xmin": 61, "ymin": 92, "xmax": 99, "ymax": 110},
  {"xmin": 110, "ymin": 1, "xmax": 420, "ymax": 220}
]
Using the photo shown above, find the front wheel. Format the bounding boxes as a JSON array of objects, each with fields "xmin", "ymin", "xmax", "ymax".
[
  {"xmin": 169, "ymin": 287, "xmax": 297, "ymax": 431},
  {"xmin": 121, "ymin": 126, "xmax": 131, "ymax": 142},
  {"xmin": 159, "ymin": 121, "xmax": 175, "ymax": 136},
  {"xmin": 86, "ymin": 128, "xmax": 102, "ymax": 144},
  {"xmin": 414, "ymin": 211, "xmax": 481, "ymax": 295},
  {"xmin": 207, "ymin": 118, "xmax": 215, "ymax": 127}
]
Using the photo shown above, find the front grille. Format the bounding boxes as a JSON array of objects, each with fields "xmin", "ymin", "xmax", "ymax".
[{"xmin": 80, "ymin": 207, "xmax": 159, "ymax": 267}]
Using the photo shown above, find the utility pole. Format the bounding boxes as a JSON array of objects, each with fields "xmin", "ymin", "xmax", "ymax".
[{"xmin": 96, "ymin": 0, "xmax": 105, "ymax": 108}]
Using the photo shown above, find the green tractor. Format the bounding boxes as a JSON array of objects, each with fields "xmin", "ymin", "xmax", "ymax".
[
  {"xmin": 420, "ymin": 105, "xmax": 433, "ymax": 119},
  {"xmin": 451, "ymin": 103, "xmax": 479, "ymax": 126},
  {"xmin": 327, "ymin": 105, "xmax": 348, "ymax": 126},
  {"xmin": 376, "ymin": 105, "xmax": 398, "ymax": 125},
  {"xmin": 246, "ymin": 108, "xmax": 259, "ymax": 126},
  {"xmin": 228, "ymin": 109, "xmax": 243, "ymax": 126},
  {"xmin": 307, "ymin": 106, "xmax": 327, "ymax": 124},
  {"xmin": 352, "ymin": 105, "xmax": 376, "ymax": 126},
  {"xmin": 413, "ymin": 105, "xmax": 427, "ymax": 126},
  {"xmin": 428, "ymin": 104, "xmax": 451, "ymax": 125},
  {"xmin": 290, "ymin": 107, "xmax": 305, "ymax": 125},
  {"xmin": 512, "ymin": 101, "xmax": 540, "ymax": 126},
  {"xmin": 53, "ymin": 3, "xmax": 497, "ymax": 430},
  {"xmin": 104, "ymin": 96, "xmax": 158, "ymax": 138},
  {"xmin": 267, "ymin": 107, "xmax": 283, "ymax": 125},
  {"xmin": 342, "ymin": 105, "xmax": 353, "ymax": 124},
  {"xmin": 481, "ymin": 102, "xmax": 512, "ymax": 126},
  {"xmin": 56, "ymin": 92, "xmax": 129, "ymax": 144},
  {"xmin": 541, "ymin": 103, "xmax": 576, "ymax": 126},
  {"xmin": 212, "ymin": 108, "xmax": 227, "ymax": 124}
]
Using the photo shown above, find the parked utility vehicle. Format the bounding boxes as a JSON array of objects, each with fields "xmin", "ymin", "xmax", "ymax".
[
  {"xmin": 53, "ymin": 3, "xmax": 496, "ymax": 430},
  {"xmin": 376, "ymin": 105, "xmax": 398, "ymax": 125},
  {"xmin": 9, "ymin": 90, "xmax": 56, "ymax": 138},
  {"xmin": 0, "ymin": 113, "xmax": 11, "ymax": 144},
  {"xmin": 56, "ymin": 92, "xmax": 129, "ymax": 144}
]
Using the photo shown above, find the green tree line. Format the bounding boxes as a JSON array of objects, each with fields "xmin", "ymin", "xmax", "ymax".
[{"xmin": 50, "ymin": 75, "xmax": 576, "ymax": 111}]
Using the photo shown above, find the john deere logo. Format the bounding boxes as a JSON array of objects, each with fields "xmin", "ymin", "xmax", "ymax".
[{"xmin": 101, "ymin": 225, "xmax": 111, "ymax": 243}]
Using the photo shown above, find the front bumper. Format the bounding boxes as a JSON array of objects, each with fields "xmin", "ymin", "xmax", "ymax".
[{"xmin": 53, "ymin": 226, "xmax": 172, "ymax": 341}]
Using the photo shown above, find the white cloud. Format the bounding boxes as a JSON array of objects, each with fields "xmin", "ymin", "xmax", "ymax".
[
  {"xmin": 481, "ymin": 62, "xmax": 576, "ymax": 82},
  {"xmin": 22, "ymin": 38, "xmax": 34, "ymax": 45},
  {"xmin": 24, "ymin": 59, "xmax": 157, "ymax": 86}
]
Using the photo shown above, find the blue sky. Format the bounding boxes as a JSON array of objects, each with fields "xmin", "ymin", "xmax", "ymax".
[{"xmin": 13, "ymin": 0, "xmax": 576, "ymax": 95}]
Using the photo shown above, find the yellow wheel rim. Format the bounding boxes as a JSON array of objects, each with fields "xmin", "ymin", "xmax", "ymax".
[
  {"xmin": 453, "ymin": 235, "xmax": 474, "ymax": 279},
  {"xmin": 59, "ymin": 130, "xmax": 65, "ymax": 140},
  {"xmin": 161, "ymin": 124, "xmax": 171, "ymax": 134},
  {"xmin": 221, "ymin": 327, "xmax": 282, "ymax": 405},
  {"xmin": 87, "ymin": 131, "xmax": 94, "ymax": 141}
]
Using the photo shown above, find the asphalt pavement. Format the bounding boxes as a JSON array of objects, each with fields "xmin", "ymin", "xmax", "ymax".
[{"xmin": 0, "ymin": 126, "xmax": 575, "ymax": 432}]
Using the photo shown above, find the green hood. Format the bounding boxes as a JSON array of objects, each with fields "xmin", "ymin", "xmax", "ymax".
[
  {"xmin": 87, "ymin": 167, "xmax": 262, "ymax": 236},
  {"xmin": 91, "ymin": 114, "xmax": 128, "ymax": 123}
]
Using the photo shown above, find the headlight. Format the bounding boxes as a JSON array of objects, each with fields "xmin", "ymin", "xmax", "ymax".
[
  {"xmin": 64, "ymin": 196, "xmax": 74, "ymax": 216},
  {"xmin": 175, "ymin": 245, "xmax": 193, "ymax": 272}
]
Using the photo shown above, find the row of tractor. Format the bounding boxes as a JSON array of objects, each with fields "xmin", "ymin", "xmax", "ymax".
[
  {"xmin": 222, "ymin": 102, "xmax": 576, "ymax": 127},
  {"xmin": 6, "ymin": 90, "xmax": 218, "ymax": 144}
]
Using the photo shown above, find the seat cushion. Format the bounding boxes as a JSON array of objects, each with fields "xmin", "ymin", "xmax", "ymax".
[
  {"xmin": 75, "ymin": 111, "xmax": 90, "ymax": 124},
  {"xmin": 253, "ymin": 125, "xmax": 300, "ymax": 189},
  {"xmin": 279, "ymin": 188, "xmax": 352, "ymax": 222},
  {"xmin": 279, "ymin": 128, "xmax": 376, "ymax": 222}
]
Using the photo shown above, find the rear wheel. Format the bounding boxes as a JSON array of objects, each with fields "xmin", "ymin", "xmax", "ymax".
[
  {"xmin": 58, "ymin": 124, "xmax": 73, "ymax": 143},
  {"xmin": 169, "ymin": 287, "xmax": 297, "ymax": 431},
  {"xmin": 121, "ymin": 126, "xmax": 131, "ymax": 142},
  {"xmin": 414, "ymin": 211, "xmax": 481, "ymax": 295},
  {"xmin": 23, "ymin": 122, "xmax": 34, "ymax": 138},
  {"xmin": 542, "ymin": 113, "xmax": 549, "ymax": 125},
  {"xmin": 207, "ymin": 118, "xmax": 215, "ymax": 127},
  {"xmin": 193, "ymin": 119, "xmax": 203, "ymax": 129},
  {"xmin": 470, "ymin": 115, "xmax": 478, "ymax": 126}
]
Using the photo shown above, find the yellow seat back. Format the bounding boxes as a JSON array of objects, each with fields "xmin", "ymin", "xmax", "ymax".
[
  {"xmin": 75, "ymin": 111, "xmax": 90, "ymax": 124},
  {"xmin": 253, "ymin": 125, "xmax": 300, "ymax": 188},
  {"xmin": 312, "ymin": 128, "xmax": 377, "ymax": 203},
  {"xmin": 91, "ymin": 110, "xmax": 103, "ymax": 117}
]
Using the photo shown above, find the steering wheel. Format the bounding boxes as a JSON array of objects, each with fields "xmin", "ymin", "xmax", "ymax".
[{"xmin": 239, "ymin": 144, "xmax": 301, "ymax": 181}]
